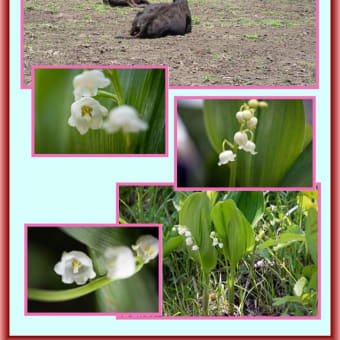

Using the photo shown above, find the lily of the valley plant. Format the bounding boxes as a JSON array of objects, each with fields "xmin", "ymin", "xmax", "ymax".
[
  {"xmin": 28, "ymin": 234, "xmax": 159, "ymax": 302},
  {"xmin": 217, "ymin": 99, "xmax": 268, "ymax": 186},
  {"xmin": 68, "ymin": 69, "xmax": 148, "ymax": 137}
]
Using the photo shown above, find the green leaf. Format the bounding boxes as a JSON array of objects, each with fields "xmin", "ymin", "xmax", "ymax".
[
  {"xmin": 203, "ymin": 99, "xmax": 307, "ymax": 186},
  {"xmin": 227, "ymin": 191, "xmax": 265, "ymax": 227},
  {"xmin": 60, "ymin": 227, "xmax": 136, "ymax": 253},
  {"xmin": 163, "ymin": 236, "xmax": 183, "ymax": 258},
  {"xmin": 279, "ymin": 141, "xmax": 313, "ymax": 187},
  {"xmin": 211, "ymin": 200, "xmax": 255, "ymax": 269},
  {"xmin": 35, "ymin": 68, "xmax": 165, "ymax": 154},
  {"xmin": 305, "ymin": 207, "xmax": 318, "ymax": 264},
  {"xmin": 273, "ymin": 295, "xmax": 303, "ymax": 306},
  {"xmin": 294, "ymin": 277, "xmax": 308, "ymax": 297},
  {"xmin": 259, "ymin": 232, "xmax": 305, "ymax": 251},
  {"xmin": 179, "ymin": 192, "xmax": 217, "ymax": 273}
]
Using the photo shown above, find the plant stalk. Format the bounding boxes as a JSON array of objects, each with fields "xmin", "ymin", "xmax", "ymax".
[
  {"xmin": 228, "ymin": 265, "xmax": 235, "ymax": 316},
  {"xmin": 202, "ymin": 271, "xmax": 210, "ymax": 316}
]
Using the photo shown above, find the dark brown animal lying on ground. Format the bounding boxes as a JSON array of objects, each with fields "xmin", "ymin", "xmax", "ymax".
[
  {"xmin": 130, "ymin": 0, "xmax": 192, "ymax": 38},
  {"xmin": 103, "ymin": 0, "xmax": 149, "ymax": 7}
]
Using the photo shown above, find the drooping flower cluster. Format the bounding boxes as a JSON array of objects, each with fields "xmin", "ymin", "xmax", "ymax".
[
  {"xmin": 209, "ymin": 231, "xmax": 223, "ymax": 249},
  {"xmin": 54, "ymin": 234, "xmax": 159, "ymax": 285},
  {"xmin": 217, "ymin": 99, "xmax": 268, "ymax": 166},
  {"xmin": 68, "ymin": 70, "xmax": 148, "ymax": 135},
  {"xmin": 173, "ymin": 225, "xmax": 199, "ymax": 251}
]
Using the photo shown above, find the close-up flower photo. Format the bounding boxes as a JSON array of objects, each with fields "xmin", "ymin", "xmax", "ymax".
[
  {"xmin": 33, "ymin": 67, "xmax": 166, "ymax": 155},
  {"xmin": 176, "ymin": 98, "xmax": 314, "ymax": 188},
  {"xmin": 26, "ymin": 225, "xmax": 160, "ymax": 314},
  {"xmin": 118, "ymin": 185, "xmax": 319, "ymax": 317}
]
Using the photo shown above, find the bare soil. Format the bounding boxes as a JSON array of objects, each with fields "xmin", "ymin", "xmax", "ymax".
[{"xmin": 24, "ymin": 0, "xmax": 316, "ymax": 87}]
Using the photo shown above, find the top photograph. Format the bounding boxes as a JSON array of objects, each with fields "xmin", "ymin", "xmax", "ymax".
[{"xmin": 23, "ymin": 0, "xmax": 317, "ymax": 88}]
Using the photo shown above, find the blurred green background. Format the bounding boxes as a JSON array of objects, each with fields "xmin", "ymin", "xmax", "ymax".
[
  {"xmin": 28, "ymin": 226, "xmax": 159, "ymax": 313},
  {"xmin": 34, "ymin": 68, "xmax": 166, "ymax": 154}
]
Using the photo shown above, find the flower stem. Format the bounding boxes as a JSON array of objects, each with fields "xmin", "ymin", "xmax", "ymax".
[
  {"xmin": 227, "ymin": 265, "xmax": 235, "ymax": 316},
  {"xmin": 95, "ymin": 90, "xmax": 118, "ymax": 102},
  {"xmin": 229, "ymin": 144, "xmax": 238, "ymax": 187},
  {"xmin": 202, "ymin": 271, "xmax": 210, "ymax": 316},
  {"xmin": 28, "ymin": 276, "xmax": 112, "ymax": 302}
]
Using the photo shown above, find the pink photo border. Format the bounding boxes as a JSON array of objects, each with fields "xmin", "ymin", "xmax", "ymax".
[
  {"xmin": 24, "ymin": 223, "xmax": 163, "ymax": 319},
  {"xmin": 115, "ymin": 181, "xmax": 322, "ymax": 320},
  {"xmin": 20, "ymin": 0, "xmax": 320, "ymax": 90},
  {"xmin": 174, "ymin": 96, "xmax": 317, "ymax": 191},
  {"xmin": 31, "ymin": 65, "xmax": 169, "ymax": 157}
]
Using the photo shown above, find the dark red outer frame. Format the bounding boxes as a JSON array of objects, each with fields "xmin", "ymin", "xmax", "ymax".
[{"xmin": 1, "ymin": 0, "xmax": 338, "ymax": 339}]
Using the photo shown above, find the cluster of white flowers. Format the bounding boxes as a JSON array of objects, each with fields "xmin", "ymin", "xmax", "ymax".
[
  {"xmin": 68, "ymin": 70, "xmax": 148, "ymax": 135},
  {"xmin": 53, "ymin": 234, "xmax": 159, "ymax": 285},
  {"xmin": 173, "ymin": 225, "xmax": 199, "ymax": 251},
  {"xmin": 217, "ymin": 99, "xmax": 268, "ymax": 166},
  {"xmin": 209, "ymin": 231, "xmax": 223, "ymax": 248}
]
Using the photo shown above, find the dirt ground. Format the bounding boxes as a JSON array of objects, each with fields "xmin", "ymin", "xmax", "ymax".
[{"xmin": 24, "ymin": 0, "xmax": 316, "ymax": 87}]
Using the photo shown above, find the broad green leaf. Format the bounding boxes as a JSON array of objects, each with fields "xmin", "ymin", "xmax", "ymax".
[
  {"xmin": 294, "ymin": 277, "xmax": 308, "ymax": 297},
  {"xmin": 203, "ymin": 100, "xmax": 307, "ymax": 186},
  {"xmin": 305, "ymin": 207, "xmax": 318, "ymax": 264},
  {"xmin": 302, "ymin": 264, "xmax": 317, "ymax": 278},
  {"xmin": 163, "ymin": 236, "xmax": 183, "ymax": 258},
  {"xmin": 179, "ymin": 192, "xmax": 217, "ymax": 273},
  {"xmin": 227, "ymin": 191, "xmax": 265, "ymax": 227},
  {"xmin": 211, "ymin": 200, "xmax": 255, "ymax": 269},
  {"xmin": 259, "ymin": 232, "xmax": 305, "ymax": 250},
  {"xmin": 35, "ymin": 68, "xmax": 165, "ymax": 154},
  {"xmin": 279, "ymin": 142, "xmax": 313, "ymax": 187},
  {"xmin": 308, "ymin": 271, "xmax": 318, "ymax": 291},
  {"xmin": 60, "ymin": 227, "xmax": 137, "ymax": 253},
  {"xmin": 273, "ymin": 295, "xmax": 303, "ymax": 306}
]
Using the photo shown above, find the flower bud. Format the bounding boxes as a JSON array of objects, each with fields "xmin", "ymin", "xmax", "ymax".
[
  {"xmin": 248, "ymin": 99, "xmax": 259, "ymax": 108},
  {"xmin": 258, "ymin": 101, "xmax": 268, "ymax": 109}
]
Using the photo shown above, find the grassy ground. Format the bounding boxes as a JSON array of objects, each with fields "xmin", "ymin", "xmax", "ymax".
[{"xmin": 119, "ymin": 186, "xmax": 318, "ymax": 316}]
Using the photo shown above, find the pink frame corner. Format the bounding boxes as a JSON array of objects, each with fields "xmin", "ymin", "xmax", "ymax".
[
  {"xmin": 30, "ymin": 65, "xmax": 169, "ymax": 158},
  {"xmin": 24, "ymin": 223, "xmax": 163, "ymax": 319},
  {"xmin": 174, "ymin": 96, "xmax": 317, "ymax": 192},
  {"xmin": 115, "ymin": 181, "xmax": 322, "ymax": 320}
]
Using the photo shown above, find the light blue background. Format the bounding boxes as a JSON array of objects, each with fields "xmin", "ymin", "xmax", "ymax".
[{"xmin": 10, "ymin": 0, "xmax": 330, "ymax": 336}]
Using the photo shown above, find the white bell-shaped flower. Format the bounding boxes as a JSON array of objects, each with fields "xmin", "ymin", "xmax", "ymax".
[
  {"xmin": 132, "ymin": 235, "xmax": 159, "ymax": 264},
  {"xmin": 218, "ymin": 150, "xmax": 236, "ymax": 166},
  {"xmin": 248, "ymin": 99, "xmax": 259, "ymax": 108},
  {"xmin": 68, "ymin": 97, "xmax": 108, "ymax": 135},
  {"xmin": 242, "ymin": 110, "xmax": 253, "ymax": 121},
  {"xmin": 212, "ymin": 238, "xmax": 219, "ymax": 246},
  {"xmin": 54, "ymin": 251, "xmax": 96, "ymax": 285},
  {"xmin": 73, "ymin": 70, "xmax": 110, "ymax": 100},
  {"xmin": 104, "ymin": 246, "xmax": 136, "ymax": 280},
  {"xmin": 234, "ymin": 131, "xmax": 248, "ymax": 147},
  {"xmin": 236, "ymin": 111, "xmax": 245, "ymax": 123},
  {"xmin": 185, "ymin": 237, "xmax": 193, "ymax": 246},
  {"xmin": 103, "ymin": 105, "xmax": 148, "ymax": 134},
  {"xmin": 247, "ymin": 117, "xmax": 258, "ymax": 129},
  {"xmin": 192, "ymin": 245, "xmax": 199, "ymax": 251},
  {"xmin": 239, "ymin": 141, "xmax": 257, "ymax": 155}
]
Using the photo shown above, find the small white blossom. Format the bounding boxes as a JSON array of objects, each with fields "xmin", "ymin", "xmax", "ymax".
[
  {"xmin": 171, "ymin": 226, "xmax": 177, "ymax": 232},
  {"xmin": 258, "ymin": 101, "xmax": 268, "ymax": 109},
  {"xmin": 247, "ymin": 117, "xmax": 258, "ymax": 129},
  {"xmin": 242, "ymin": 110, "xmax": 253, "ymax": 120},
  {"xmin": 177, "ymin": 226, "xmax": 187, "ymax": 235},
  {"xmin": 218, "ymin": 150, "xmax": 236, "ymax": 166},
  {"xmin": 209, "ymin": 231, "xmax": 216, "ymax": 238},
  {"xmin": 132, "ymin": 235, "xmax": 159, "ymax": 264},
  {"xmin": 54, "ymin": 251, "xmax": 96, "ymax": 285},
  {"xmin": 212, "ymin": 238, "xmax": 219, "ymax": 246},
  {"xmin": 239, "ymin": 140, "xmax": 257, "ymax": 155},
  {"xmin": 236, "ymin": 111, "xmax": 245, "ymax": 123},
  {"xmin": 248, "ymin": 99, "xmax": 259, "ymax": 108},
  {"xmin": 73, "ymin": 70, "xmax": 110, "ymax": 100},
  {"xmin": 192, "ymin": 245, "xmax": 199, "ymax": 251},
  {"xmin": 104, "ymin": 246, "xmax": 136, "ymax": 280},
  {"xmin": 185, "ymin": 237, "xmax": 193, "ymax": 246},
  {"xmin": 68, "ymin": 97, "xmax": 108, "ymax": 135},
  {"xmin": 234, "ymin": 131, "xmax": 248, "ymax": 147},
  {"xmin": 184, "ymin": 231, "xmax": 191, "ymax": 237},
  {"xmin": 218, "ymin": 243, "xmax": 224, "ymax": 248},
  {"xmin": 103, "ymin": 105, "xmax": 148, "ymax": 134}
]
